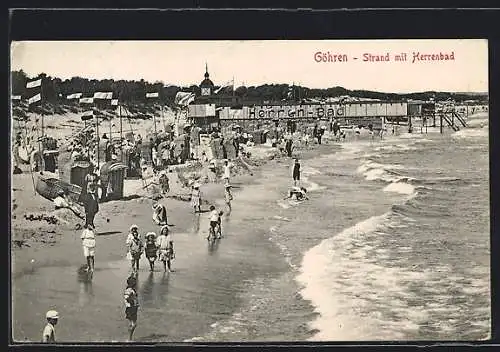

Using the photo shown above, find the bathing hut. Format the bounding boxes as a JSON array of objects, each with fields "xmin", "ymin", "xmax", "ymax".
[
  {"xmin": 99, "ymin": 161, "xmax": 128, "ymax": 201},
  {"xmin": 139, "ymin": 139, "xmax": 152, "ymax": 165},
  {"xmin": 58, "ymin": 152, "xmax": 93, "ymax": 188}
]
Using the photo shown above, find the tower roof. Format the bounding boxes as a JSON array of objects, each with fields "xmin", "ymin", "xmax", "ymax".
[{"xmin": 200, "ymin": 63, "xmax": 214, "ymax": 88}]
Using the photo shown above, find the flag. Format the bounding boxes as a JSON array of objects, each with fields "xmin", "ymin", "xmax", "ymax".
[
  {"xmin": 79, "ymin": 97, "xmax": 94, "ymax": 104},
  {"xmin": 174, "ymin": 92, "xmax": 195, "ymax": 106},
  {"xmin": 93, "ymin": 92, "xmax": 113, "ymax": 99},
  {"xmin": 146, "ymin": 92, "xmax": 159, "ymax": 98},
  {"xmin": 11, "ymin": 95, "xmax": 21, "ymax": 100},
  {"xmin": 111, "ymin": 99, "xmax": 118, "ymax": 106},
  {"xmin": 215, "ymin": 81, "xmax": 233, "ymax": 94},
  {"xmin": 26, "ymin": 79, "xmax": 42, "ymax": 89},
  {"xmin": 66, "ymin": 93, "xmax": 82, "ymax": 100},
  {"xmin": 28, "ymin": 93, "xmax": 41, "ymax": 105}
]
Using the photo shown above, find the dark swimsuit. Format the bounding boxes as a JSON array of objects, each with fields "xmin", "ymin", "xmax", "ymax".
[{"xmin": 293, "ymin": 163, "xmax": 300, "ymax": 180}]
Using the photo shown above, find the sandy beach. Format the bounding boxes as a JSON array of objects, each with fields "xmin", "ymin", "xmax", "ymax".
[{"xmin": 11, "ymin": 113, "xmax": 491, "ymax": 342}]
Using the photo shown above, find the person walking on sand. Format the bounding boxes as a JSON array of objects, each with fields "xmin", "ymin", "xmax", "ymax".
[
  {"xmin": 83, "ymin": 190, "xmax": 99, "ymax": 229},
  {"xmin": 190, "ymin": 183, "xmax": 202, "ymax": 213},
  {"xmin": 126, "ymin": 225, "xmax": 144, "ymax": 273},
  {"xmin": 42, "ymin": 310, "xmax": 59, "ymax": 343},
  {"xmin": 158, "ymin": 170, "xmax": 170, "ymax": 194},
  {"xmin": 222, "ymin": 159, "xmax": 232, "ymax": 183},
  {"xmin": 292, "ymin": 158, "xmax": 301, "ymax": 187},
  {"xmin": 224, "ymin": 183, "xmax": 233, "ymax": 213},
  {"xmin": 144, "ymin": 232, "xmax": 158, "ymax": 272},
  {"xmin": 285, "ymin": 136, "xmax": 293, "ymax": 157},
  {"xmin": 81, "ymin": 224, "xmax": 96, "ymax": 273},
  {"xmin": 124, "ymin": 275, "xmax": 139, "ymax": 341},
  {"xmin": 152, "ymin": 202, "xmax": 168, "ymax": 226},
  {"xmin": 156, "ymin": 225, "xmax": 175, "ymax": 272}
]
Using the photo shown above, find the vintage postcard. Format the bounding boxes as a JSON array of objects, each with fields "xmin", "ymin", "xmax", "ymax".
[{"xmin": 10, "ymin": 39, "xmax": 489, "ymax": 343}]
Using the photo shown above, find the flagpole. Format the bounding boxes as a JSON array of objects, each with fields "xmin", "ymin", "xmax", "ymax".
[
  {"xmin": 119, "ymin": 102, "xmax": 123, "ymax": 161},
  {"xmin": 153, "ymin": 108, "xmax": 157, "ymax": 138},
  {"xmin": 95, "ymin": 106, "xmax": 100, "ymax": 170},
  {"xmin": 40, "ymin": 80, "xmax": 44, "ymax": 142}
]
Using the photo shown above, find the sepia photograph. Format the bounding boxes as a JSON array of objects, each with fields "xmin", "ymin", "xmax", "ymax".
[{"xmin": 10, "ymin": 39, "xmax": 490, "ymax": 343}]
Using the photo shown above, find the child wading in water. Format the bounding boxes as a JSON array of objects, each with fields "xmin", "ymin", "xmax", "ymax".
[
  {"xmin": 144, "ymin": 232, "xmax": 158, "ymax": 272},
  {"xmin": 124, "ymin": 275, "xmax": 139, "ymax": 341},
  {"xmin": 156, "ymin": 225, "xmax": 175, "ymax": 272},
  {"xmin": 80, "ymin": 224, "xmax": 96, "ymax": 273},
  {"xmin": 224, "ymin": 183, "xmax": 233, "ymax": 214},
  {"xmin": 126, "ymin": 225, "xmax": 144, "ymax": 273},
  {"xmin": 190, "ymin": 183, "xmax": 202, "ymax": 213}
]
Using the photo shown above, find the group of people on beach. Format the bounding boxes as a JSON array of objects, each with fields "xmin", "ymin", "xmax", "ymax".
[{"xmin": 37, "ymin": 122, "xmax": 320, "ymax": 343}]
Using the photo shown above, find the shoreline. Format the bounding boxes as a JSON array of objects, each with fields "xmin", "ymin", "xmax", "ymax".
[{"xmin": 10, "ymin": 128, "xmax": 403, "ymax": 281}]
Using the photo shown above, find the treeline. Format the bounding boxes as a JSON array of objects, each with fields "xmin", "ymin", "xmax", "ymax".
[{"xmin": 11, "ymin": 70, "xmax": 488, "ymax": 107}]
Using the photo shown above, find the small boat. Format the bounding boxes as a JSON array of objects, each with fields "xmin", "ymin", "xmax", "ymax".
[{"xmin": 35, "ymin": 173, "xmax": 84, "ymax": 205}]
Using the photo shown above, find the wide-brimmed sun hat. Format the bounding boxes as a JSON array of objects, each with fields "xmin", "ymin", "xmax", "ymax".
[
  {"xmin": 145, "ymin": 232, "xmax": 156, "ymax": 239},
  {"xmin": 46, "ymin": 310, "xmax": 59, "ymax": 319},
  {"xmin": 129, "ymin": 224, "xmax": 138, "ymax": 231}
]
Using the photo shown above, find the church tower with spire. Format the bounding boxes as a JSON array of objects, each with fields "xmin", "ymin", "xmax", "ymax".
[{"xmin": 200, "ymin": 63, "xmax": 215, "ymax": 96}]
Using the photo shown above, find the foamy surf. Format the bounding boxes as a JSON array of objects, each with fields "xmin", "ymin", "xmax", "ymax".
[
  {"xmin": 383, "ymin": 182, "xmax": 416, "ymax": 196},
  {"xmin": 295, "ymin": 211, "xmax": 456, "ymax": 341},
  {"xmin": 296, "ymin": 213, "xmax": 397, "ymax": 340}
]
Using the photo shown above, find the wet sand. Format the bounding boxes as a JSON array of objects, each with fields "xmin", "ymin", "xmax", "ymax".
[{"xmin": 11, "ymin": 130, "xmax": 347, "ymax": 342}]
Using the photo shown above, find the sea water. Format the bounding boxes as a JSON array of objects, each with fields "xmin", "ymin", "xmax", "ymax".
[{"xmin": 191, "ymin": 114, "xmax": 490, "ymax": 342}]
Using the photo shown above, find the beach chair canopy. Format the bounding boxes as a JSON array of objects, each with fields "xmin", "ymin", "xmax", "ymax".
[{"xmin": 100, "ymin": 161, "xmax": 128, "ymax": 176}]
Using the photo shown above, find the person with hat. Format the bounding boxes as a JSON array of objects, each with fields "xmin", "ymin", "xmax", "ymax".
[
  {"xmin": 144, "ymin": 232, "xmax": 158, "ymax": 272},
  {"xmin": 42, "ymin": 310, "xmax": 59, "ymax": 343},
  {"xmin": 158, "ymin": 170, "xmax": 170, "ymax": 195},
  {"xmin": 152, "ymin": 201, "xmax": 168, "ymax": 226},
  {"xmin": 208, "ymin": 205, "xmax": 221, "ymax": 240},
  {"xmin": 124, "ymin": 275, "xmax": 139, "ymax": 341},
  {"xmin": 81, "ymin": 224, "xmax": 96, "ymax": 273},
  {"xmin": 190, "ymin": 183, "xmax": 202, "ymax": 213},
  {"xmin": 156, "ymin": 225, "xmax": 174, "ymax": 272},
  {"xmin": 126, "ymin": 225, "xmax": 144, "ymax": 273},
  {"xmin": 224, "ymin": 183, "xmax": 233, "ymax": 214}
]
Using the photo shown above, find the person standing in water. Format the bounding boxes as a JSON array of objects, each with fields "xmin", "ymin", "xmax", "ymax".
[
  {"xmin": 42, "ymin": 310, "xmax": 59, "ymax": 343},
  {"xmin": 126, "ymin": 225, "xmax": 143, "ymax": 273},
  {"xmin": 224, "ymin": 183, "xmax": 233, "ymax": 214},
  {"xmin": 292, "ymin": 158, "xmax": 301, "ymax": 187},
  {"xmin": 190, "ymin": 183, "xmax": 202, "ymax": 213},
  {"xmin": 80, "ymin": 224, "xmax": 96, "ymax": 273},
  {"xmin": 144, "ymin": 232, "xmax": 158, "ymax": 272},
  {"xmin": 124, "ymin": 275, "xmax": 139, "ymax": 341},
  {"xmin": 156, "ymin": 225, "xmax": 175, "ymax": 272}
]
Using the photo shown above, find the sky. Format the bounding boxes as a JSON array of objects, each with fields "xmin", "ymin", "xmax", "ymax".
[{"xmin": 10, "ymin": 39, "xmax": 488, "ymax": 94}]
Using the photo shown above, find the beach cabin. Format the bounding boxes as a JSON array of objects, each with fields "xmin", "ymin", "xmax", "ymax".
[
  {"xmin": 189, "ymin": 104, "xmax": 218, "ymax": 132},
  {"xmin": 99, "ymin": 161, "xmax": 128, "ymax": 201},
  {"xmin": 139, "ymin": 139, "xmax": 153, "ymax": 165},
  {"xmin": 58, "ymin": 152, "xmax": 93, "ymax": 188}
]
